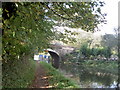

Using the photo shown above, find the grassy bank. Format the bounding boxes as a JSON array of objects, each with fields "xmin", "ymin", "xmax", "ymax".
[
  {"xmin": 40, "ymin": 62, "xmax": 79, "ymax": 88},
  {"xmin": 2, "ymin": 57, "xmax": 36, "ymax": 88}
]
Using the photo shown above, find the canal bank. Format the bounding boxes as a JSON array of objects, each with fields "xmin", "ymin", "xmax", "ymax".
[{"xmin": 40, "ymin": 62, "xmax": 79, "ymax": 88}]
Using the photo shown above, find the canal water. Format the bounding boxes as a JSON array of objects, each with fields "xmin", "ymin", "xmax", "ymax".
[{"xmin": 59, "ymin": 60, "xmax": 118, "ymax": 88}]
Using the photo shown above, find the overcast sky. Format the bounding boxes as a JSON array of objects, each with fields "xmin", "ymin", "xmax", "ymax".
[
  {"xmin": 55, "ymin": 0, "xmax": 119, "ymax": 35},
  {"xmin": 94, "ymin": 0, "xmax": 119, "ymax": 35}
]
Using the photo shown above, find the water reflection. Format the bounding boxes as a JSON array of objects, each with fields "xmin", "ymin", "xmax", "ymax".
[
  {"xmin": 79, "ymin": 68, "xmax": 117, "ymax": 88},
  {"xmin": 59, "ymin": 61, "xmax": 118, "ymax": 88}
]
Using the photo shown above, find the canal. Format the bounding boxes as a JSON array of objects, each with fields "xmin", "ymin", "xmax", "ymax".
[{"xmin": 59, "ymin": 60, "xmax": 118, "ymax": 88}]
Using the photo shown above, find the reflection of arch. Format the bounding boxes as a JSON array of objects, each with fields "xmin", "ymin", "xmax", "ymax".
[{"xmin": 46, "ymin": 49, "xmax": 60, "ymax": 69}]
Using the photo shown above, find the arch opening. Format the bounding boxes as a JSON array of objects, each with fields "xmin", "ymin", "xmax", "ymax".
[{"xmin": 46, "ymin": 49, "xmax": 60, "ymax": 69}]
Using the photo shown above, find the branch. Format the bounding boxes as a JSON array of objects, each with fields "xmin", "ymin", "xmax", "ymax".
[
  {"xmin": 46, "ymin": 4, "xmax": 73, "ymax": 21},
  {"xmin": 55, "ymin": 3, "xmax": 71, "ymax": 18}
]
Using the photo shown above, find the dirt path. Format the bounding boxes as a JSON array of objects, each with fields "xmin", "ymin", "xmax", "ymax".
[{"xmin": 29, "ymin": 62, "xmax": 50, "ymax": 88}]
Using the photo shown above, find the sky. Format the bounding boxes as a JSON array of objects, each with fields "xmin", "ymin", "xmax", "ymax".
[
  {"xmin": 94, "ymin": 0, "xmax": 119, "ymax": 35},
  {"xmin": 55, "ymin": 0, "xmax": 119, "ymax": 36}
]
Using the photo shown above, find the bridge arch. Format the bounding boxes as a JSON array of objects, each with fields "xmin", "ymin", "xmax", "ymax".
[{"xmin": 45, "ymin": 49, "xmax": 60, "ymax": 69}]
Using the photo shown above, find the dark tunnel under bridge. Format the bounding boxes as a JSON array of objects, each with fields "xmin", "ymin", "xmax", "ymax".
[{"xmin": 46, "ymin": 49, "xmax": 60, "ymax": 69}]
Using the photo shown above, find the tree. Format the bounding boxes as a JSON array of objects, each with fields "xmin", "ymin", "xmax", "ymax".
[
  {"xmin": 101, "ymin": 34, "xmax": 118, "ymax": 55},
  {"xmin": 80, "ymin": 43, "xmax": 90, "ymax": 58},
  {"xmin": 2, "ymin": 2, "xmax": 54, "ymax": 62},
  {"xmin": 103, "ymin": 47, "xmax": 112, "ymax": 59},
  {"xmin": 2, "ymin": 2, "xmax": 107, "ymax": 88},
  {"xmin": 2, "ymin": 1, "xmax": 106, "ymax": 62},
  {"xmin": 101, "ymin": 34, "xmax": 117, "ymax": 48},
  {"xmin": 44, "ymin": 2, "xmax": 106, "ymax": 31}
]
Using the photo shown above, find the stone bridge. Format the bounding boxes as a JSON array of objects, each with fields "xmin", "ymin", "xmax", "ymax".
[
  {"xmin": 46, "ymin": 49, "xmax": 60, "ymax": 69},
  {"xmin": 46, "ymin": 44, "xmax": 75, "ymax": 69}
]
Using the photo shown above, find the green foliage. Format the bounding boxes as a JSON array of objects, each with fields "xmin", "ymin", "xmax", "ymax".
[
  {"xmin": 2, "ymin": 2, "xmax": 55, "ymax": 62},
  {"xmin": 91, "ymin": 48, "xmax": 98, "ymax": 56},
  {"xmin": 101, "ymin": 34, "xmax": 118, "ymax": 49},
  {"xmin": 40, "ymin": 62, "xmax": 79, "ymax": 88},
  {"xmin": 79, "ymin": 43, "xmax": 112, "ymax": 59},
  {"xmin": 80, "ymin": 43, "xmax": 89, "ymax": 57},
  {"xmin": 2, "ymin": 2, "xmax": 106, "ymax": 62},
  {"xmin": 2, "ymin": 57, "xmax": 36, "ymax": 88},
  {"xmin": 1, "ymin": 2, "xmax": 110, "ymax": 89},
  {"xmin": 44, "ymin": 2, "xmax": 106, "ymax": 31},
  {"xmin": 2, "ymin": 2, "xmax": 106, "ymax": 88},
  {"xmin": 103, "ymin": 47, "xmax": 112, "ymax": 58},
  {"xmin": 101, "ymin": 34, "xmax": 118, "ymax": 55}
]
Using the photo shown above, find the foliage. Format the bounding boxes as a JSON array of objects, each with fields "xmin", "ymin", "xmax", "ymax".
[
  {"xmin": 0, "ymin": 1, "xmax": 108, "ymax": 88},
  {"xmin": 2, "ymin": 2, "xmax": 55, "ymax": 62},
  {"xmin": 58, "ymin": 25, "xmax": 95, "ymax": 47},
  {"xmin": 79, "ymin": 43, "xmax": 112, "ymax": 59},
  {"xmin": 2, "ymin": 57, "xmax": 36, "ymax": 88},
  {"xmin": 103, "ymin": 47, "xmax": 112, "ymax": 58},
  {"xmin": 80, "ymin": 43, "xmax": 89, "ymax": 57},
  {"xmin": 101, "ymin": 34, "xmax": 118, "ymax": 50},
  {"xmin": 2, "ymin": 2, "xmax": 106, "ymax": 88},
  {"xmin": 40, "ymin": 62, "xmax": 79, "ymax": 88},
  {"xmin": 2, "ymin": 1, "xmax": 106, "ymax": 62},
  {"xmin": 45, "ymin": 2, "xmax": 106, "ymax": 31},
  {"xmin": 65, "ymin": 43, "xmax": 112, "ymax": 61}
]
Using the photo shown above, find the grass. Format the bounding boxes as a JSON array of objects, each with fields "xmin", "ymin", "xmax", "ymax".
[
  {"xmin": 40, "ymin": 62, "xmax": 79, "ymax": 88},
  {"xmin": 2, "ymin": 57, "xmax": 36, "ymax": 88}
]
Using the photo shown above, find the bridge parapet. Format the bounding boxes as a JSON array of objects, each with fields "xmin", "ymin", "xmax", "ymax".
[{"xmin": 50, "ymin": 44, "xmax": 75, "ymax": 56}]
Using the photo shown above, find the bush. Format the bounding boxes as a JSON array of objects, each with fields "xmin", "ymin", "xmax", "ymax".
[
  {"xmin": 2, "ymin": 57, "xmax": 36, "ymax": 88},
  {"xmin": 79, "ymin": 44, "xmax": 112, "ymax": 59}
]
